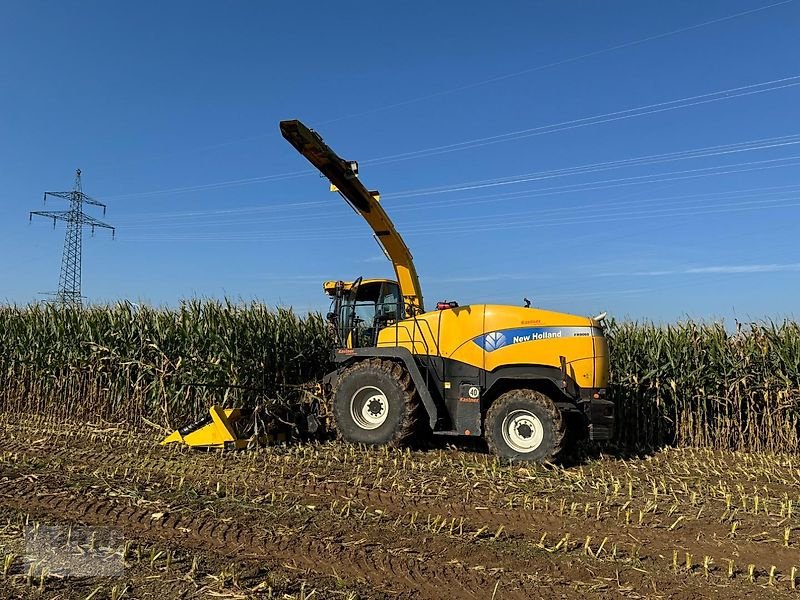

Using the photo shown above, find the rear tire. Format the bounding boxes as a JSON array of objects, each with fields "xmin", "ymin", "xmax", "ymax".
[
  {"xmin": 485, "ymin": 389, "xmax": 565, "ymax": 462},
  {"xmin": 332, "ymin": 358, "xmax": 421, "ymax": 446}
]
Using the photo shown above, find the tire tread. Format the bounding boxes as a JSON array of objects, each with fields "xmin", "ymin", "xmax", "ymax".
[{"xmin": 332, "ymin": 358, "xmax": 421, "ymax": 446}]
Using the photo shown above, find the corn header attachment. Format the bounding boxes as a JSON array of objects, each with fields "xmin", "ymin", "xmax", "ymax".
[
  {"xmin": 160, "ymin": 406, "xmax": 264, "ymax": 449},
  {"xmin": 161, "ymin": 398, "xmax": 324, "ymax": 450}
]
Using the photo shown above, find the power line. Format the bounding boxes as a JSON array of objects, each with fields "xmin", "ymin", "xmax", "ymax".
[
  {"xmin": 115, "ymin": 153, "xmax": 800, "ymax": 234},
  {"xmin": 363, "ymin": 76, "xmax": 800, "ymax": 166},
  {"xmin": 382, "ymin": 134, "xmax": 800, "ymax": 199},
  {"xmin": 116, "ymin": 200, "xmax": 330, "ymax": 225},
  {"xmin": 117, "ymin": 184, "xmax": 800, "ymax": 233},
  {"xmin": 381, "ymin": 155, "xmax": 800, "ymax": 211},
  {"xmin": 104, "ymin": 169, "xmax": 312, "ymax": 201},
  {"xmin": 110, "ymin": 0, "xmax": 791, "ymax": 158},
  {"xmin": 119, "ymin": 184, "xmax": 800, "ymax": 239},
  {"xmin": 394, "ymin": 196, "xmax": 800, "ymax": 236},
  {"xmin": 117, "ymin": 192, "xmax": 800, "ymax": 243},
  {"xmin": 391, "ymin": 181, "xmax": 800, "ymax": 217},
  {"xmin": 113, "ymin": 132, "xmax": 800, "ymax": 224},
  {"xmin": 101, "ymin": 74, "xmax": 800, "ymax": 202},
  {"xmin": 100, "ymin": 0, "xmax": 793, "ymax": 173},
  {"xmin": 319, "ymin": 1, "xmax": 795, "ymax": 124}
]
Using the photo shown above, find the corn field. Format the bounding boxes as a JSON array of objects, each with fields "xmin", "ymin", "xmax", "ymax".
[
  {"xmin": 0, "ymin": 301, "xmax": 333, "ymax": 428},
  {"xmin": 607, "ymin": 319, "xmax": 800, "ymax": 453},
  {"xmin": 1, "ymin": 302, "xmax": 799, "ymax": 452}
]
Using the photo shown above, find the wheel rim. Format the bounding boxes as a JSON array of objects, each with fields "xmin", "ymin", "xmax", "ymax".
[
  {"xmin": 501, "ymin": 409, "xmax": 544, "ymax": 454},
  {"xmin": 350, "ymin": 386, "xmax": 389, "ymax": 430}
]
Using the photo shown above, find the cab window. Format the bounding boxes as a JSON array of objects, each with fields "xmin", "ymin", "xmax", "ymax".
[{"xmin": 339, "ymin": 281, "xmax": 401, "ymax": 347}]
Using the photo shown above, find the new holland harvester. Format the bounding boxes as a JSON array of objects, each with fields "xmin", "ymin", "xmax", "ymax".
[{"xmin": 162, "ymin": 120, "xmax": 614, "ymax": 462}]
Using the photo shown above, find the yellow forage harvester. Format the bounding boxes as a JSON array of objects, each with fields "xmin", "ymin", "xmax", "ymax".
[{"xmin": 162, "ymin": 120, "xmax": 613, "ymax": 462}]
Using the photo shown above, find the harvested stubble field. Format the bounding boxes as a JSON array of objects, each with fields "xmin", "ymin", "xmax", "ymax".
[{"xmin": 2, "ymin": 414, "xmax": 800, "ymax": 599}]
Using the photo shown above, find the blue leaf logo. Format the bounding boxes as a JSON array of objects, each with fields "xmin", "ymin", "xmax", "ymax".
[{"xmin": 483, "ymin": 331, "xmax": 507, "ymax": 351}]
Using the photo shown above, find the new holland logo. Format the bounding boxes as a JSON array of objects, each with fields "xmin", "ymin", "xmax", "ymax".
[{"xmin": 474, "ymin": 327, "xmax": 590, "ymax": 352}]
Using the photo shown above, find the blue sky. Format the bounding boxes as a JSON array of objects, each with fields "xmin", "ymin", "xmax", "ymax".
[{"xmin": 2, "ymin": 0, "xmax": 799, "ymax": 321}]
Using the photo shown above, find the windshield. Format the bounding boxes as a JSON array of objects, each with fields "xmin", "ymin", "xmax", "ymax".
[{"xmin": 335, "ymin": 281, "xmax": 401, "ymax": 347}]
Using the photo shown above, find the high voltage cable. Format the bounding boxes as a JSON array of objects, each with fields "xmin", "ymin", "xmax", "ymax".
[
  {"xmin": 363, "ymin": 76, "xmax": 800, "ymax": 166},
  {"xmin": 146, "ymin": 189, "xmax": 800, "ymax": 237},
  {"xmin": 318, "ymin": 0, "xmax": 794, "ymax": 125},
  {"xmin": 381, "ymin": 134, "xmax": 800, "ymax": 199},
  {"xmin": 119, "ymin": 186, "xmax": 800, "ymax": 233},
  {"xmin": 117, "ymin": 200, "xmax": 329, "ymax": 224},
  {"xmin": 105, "ymin": 169, "xmax": 312, "ymax": 200},
  {"xmin": 118, "ymin": 133, "xmax": 800, "ymax": 220},
  {"xmin": 395, "ymin": 135, "xmax": 800, "ymax": 196},
  {"xmin": 120, "ymin": 161, "xmax": 800, "ymax": 238},
  {"xmin": 98, "ymin": 0, "xmax": 793, "ymax": 170},
  {"xmin": 371, "ymin": 196, "xmax": 800, "ymax": 236},
  {"xmin": 118, "ymin": 0, "xmax": 791, "ymax": 157},
  {"xmin": 117, "ymin": 154, "xmax": 800, "ymax": 232},
  {"xmin": 103, "ymin": 75, "xmax": 800, "ymax": 202},
  {"xmin": 381, "ymin": 155, "xmax": 800, "ymax": 210},
  {"xmin": 116, "ymin": 156, "xmax": 800, "ymax": 231},
  {"xmin": 115, "ymin": 133, "xmax": 800, "ymax": 223},
  {"xmin": 119, "ymin": 196, "xmax": 800, "ymax": 243},
  {"xmin": 386, "ymin": 178, "xmax": 800, "ymax": 213}
]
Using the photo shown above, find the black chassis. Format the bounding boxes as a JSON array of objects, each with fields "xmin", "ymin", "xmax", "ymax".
[{"xmin": 322, "ymin": 347, "xmax": 614, "ymax": 441}]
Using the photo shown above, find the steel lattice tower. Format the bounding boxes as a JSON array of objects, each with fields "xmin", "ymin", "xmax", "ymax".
[{"xmin": 30, "ymin": 169, "xmax": 115, "ymax": 306}]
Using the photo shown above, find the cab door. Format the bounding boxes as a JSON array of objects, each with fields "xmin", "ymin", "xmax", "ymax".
[{"xmin": 376, "ymin": 281, "xmax": 401, "ymax": 327}]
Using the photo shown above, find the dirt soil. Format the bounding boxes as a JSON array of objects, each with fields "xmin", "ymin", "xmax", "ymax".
[{"xmin": 1, "ymin": 413, "xmax": 799, "ymax": 599}]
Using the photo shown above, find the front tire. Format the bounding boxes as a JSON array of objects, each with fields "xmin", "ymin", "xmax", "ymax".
[
  {"xmin": 485, "ymin": 389, "xmax": 565, "ymax": 462},
  {"xmin": 332, "ymin": 358, "xmax": 421, "ymax": 446}
]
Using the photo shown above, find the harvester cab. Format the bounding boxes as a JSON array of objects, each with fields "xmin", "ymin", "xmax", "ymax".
[
  {"xmin": 324, "ymin": 278, "xmax": 401, "ymax": 348},
  {"xmin": 162, "ymin": 119, "xmax": 615, "ymax": 462}
]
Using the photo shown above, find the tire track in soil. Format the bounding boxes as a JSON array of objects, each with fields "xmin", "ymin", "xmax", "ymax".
[
  {"xmin": 5, "ymin": 440, "xmax": 799, "ymax": 578},
  {"xmin": 6, "ymin": 464, "xmax": 737, "ymax": 600},
  {"xmin": 5, "ymin": 426, "xmax": 799, "ymax": 597},
  {"xmin": 0, "ymin": 473, "xmax": 554, "ymax": 600}
]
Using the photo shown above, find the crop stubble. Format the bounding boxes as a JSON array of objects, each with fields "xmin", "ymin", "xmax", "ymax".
[{"xmin": 1, "ymin": 414, "xmax": 800, "ymax": 599}]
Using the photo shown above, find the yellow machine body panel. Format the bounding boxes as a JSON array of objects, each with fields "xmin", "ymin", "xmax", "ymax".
[
  {"xmin": 593, "ymin": 333, "xmax": 610, "ymax": 389},
  {"xmin": 480, "ymin": 305, "xmax": 599, "ymax": 388},
  {"xmin": 376, "ymin": 303, "xmax": 603, "ymax": 386}
]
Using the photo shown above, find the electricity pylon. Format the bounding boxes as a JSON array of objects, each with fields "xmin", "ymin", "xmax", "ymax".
[{"xmin": 29, "ymin": 169, "xmax": 115, "ymax": 306}]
